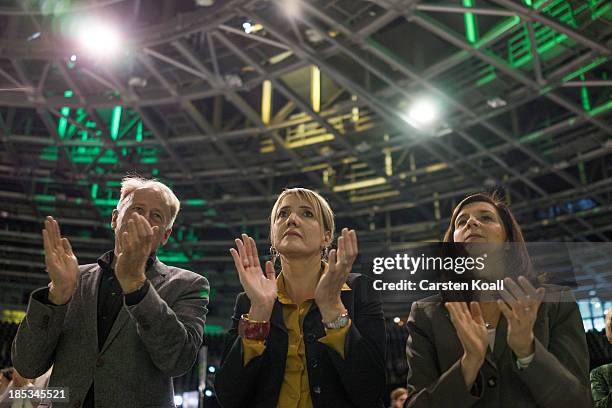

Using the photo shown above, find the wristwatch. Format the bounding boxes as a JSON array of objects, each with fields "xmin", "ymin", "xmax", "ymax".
[{"xmin": 323, "ymin": 311, "xmax": 350, "ymax": 329}]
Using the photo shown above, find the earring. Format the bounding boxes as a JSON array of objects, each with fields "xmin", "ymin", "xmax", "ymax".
[
  {"xmin": 270, "ymin": 246, "xmax": 279, "ymax": 263},
  {"xmin": 321, "ymin": 246, "xmax": 329, "ymax": 261}
]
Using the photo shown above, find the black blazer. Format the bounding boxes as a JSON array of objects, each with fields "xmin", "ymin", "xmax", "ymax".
[{"xmin": 214, "ymin": 273, "xmax": 387, "ymax": 408}]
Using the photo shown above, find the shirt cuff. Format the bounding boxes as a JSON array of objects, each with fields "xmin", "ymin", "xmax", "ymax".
[
  {"xmin": 318, "ymin": 319, "xmax": 352, "ymax": 359},
  {"xmin": 124, "ymin": 280, "xmax": 150, "ymax": 306},
  {"xmin": 36, "ymin": 287, "xmax": 54, "ymax": 305},
  {"xmin": 36, "ymin": 287, "xmax": 71, "ymax": 306},
  {"xmin": 516, "ymin": 352, "xmax": 535, "ymax": 370},
  {"xmin": 242, "ymin": 337, "xmax": 266, "ymax": 366}
]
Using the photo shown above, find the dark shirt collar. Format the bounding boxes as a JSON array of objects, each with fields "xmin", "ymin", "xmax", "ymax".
[{"xmin": 97, "ymin": 250, "xmax": 157, "ymax": 273}]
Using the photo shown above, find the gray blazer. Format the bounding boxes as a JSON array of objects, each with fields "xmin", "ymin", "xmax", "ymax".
[
  {"xmin": 11, "ymin": 259, "xmax": 209, "ymax": 408},
  {"xmin": 406, "ymin": 286, "xmax": 591, "ymax": 408}
]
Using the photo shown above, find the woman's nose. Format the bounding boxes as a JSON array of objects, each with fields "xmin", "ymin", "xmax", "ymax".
[
  {"xmin": 466, "ymin": 217, "xmax": 480, "ymax": 228},
  {"xmin": 286, "ymin": 212, "xmax": 299, "ymax": 225}
]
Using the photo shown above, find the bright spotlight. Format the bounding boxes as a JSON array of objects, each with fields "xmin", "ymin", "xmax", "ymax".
[
  {"xmin": 208, "ymin": 365, "xmax": 216, "ymax": 373},
  {"xmin": 173, "ymin": 395, "xmax": 183, "ymax": 406},
  {"xmin": 204, "ymin": 390, "xmax": 213, "ymax": 397},
  {"xmin": 406, "ymin": 98, "xmax": 439, "ymax": 128},
  {"xmin": 242, "ymin": 21, "xmax": 252, "ymax": 34},
  {"xmin": 393, "ymin": 317, "xmax": 401, "ymax": 324},
  {"xmin": 282, "ymin": 0, "xmax": 301, "ymax": 18},
  {"xmin": 78, "ymin": 21, "xmax": 121, "ymax": 57},
  {"xmin": 70, "ymin": 54, "xmax": 77, "ymax": 62}
]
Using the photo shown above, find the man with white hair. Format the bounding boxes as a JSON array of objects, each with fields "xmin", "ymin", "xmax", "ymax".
[
  {"xmin": 12, "ymin": 176, "xmax": 209, "ymax": 408},
  {"xmin": 591, "ymin": 307, "xmax": 612, "ymax": 408}
]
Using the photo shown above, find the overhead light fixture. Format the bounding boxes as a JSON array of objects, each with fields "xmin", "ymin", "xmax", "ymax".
[
  {"xmin": 305, "ymin": 28, "xmax": 324, "ymax": 44},
  {"xmin": 224, "ymin": 74, "xmax": 243, "ymax": 88},
  {"xmin": 406, "ymin": 97, "xmax": 439, "ymax": 128},
  {"xmin": 435, "ymin": 125, "xmax": 453, "ymax": 137},
  {"xmin": 281, "ymin": 0, "xmax": 301, "ymax": 18},
  {"xmin": 128, "ymin": 76, "xmax": 147, "ymax": 88},
  {"xmin": 77, "ymin": 21, "xmax": 121, "ymax": 57},
  {"xmin": 27, "ymin": 32, "xmax": 41, "ymax": 41},
  {"xmin": 487, "ymin": 97, "xmax": 507, "ymax": 109}
]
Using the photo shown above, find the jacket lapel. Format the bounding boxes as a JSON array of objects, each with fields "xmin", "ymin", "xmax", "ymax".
[
  {"xmin": 270, "ymin": 300, "xmax": 287, "ymax": 334},
  {"xmin": 100, "ymin": 258, "xmax": 168, "ymax": 353},
  {"xmin": 80, "ymin": 265, "xmax": 102, "ymax": 354},
  {"xmin": 489, "ymin": 316, "xmax": 508, "ymax": 368}
]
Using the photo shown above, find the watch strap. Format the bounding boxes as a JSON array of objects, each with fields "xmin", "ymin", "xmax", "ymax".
[{"xmin": 323, "ymin": 311, "xmax": 350, "ymax": 329}]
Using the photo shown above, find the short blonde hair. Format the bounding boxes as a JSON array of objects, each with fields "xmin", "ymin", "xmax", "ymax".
[
  {"xmin": 118, "ymin": 176, "xmax": 181, "ymax": 229},
  {"xmin": 269, "ymin": 188, "xmax": 335, "ymax": 246}
]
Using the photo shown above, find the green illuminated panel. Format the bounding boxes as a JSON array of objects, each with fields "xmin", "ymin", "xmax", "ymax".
[
  {"xmin": 94, "ymin": 198, "xmax": 119, "ymax": 206},
  {"xmin": 40, "ymin": 146, "xmax": 59, "ymax": 161},
  {"xmin": 57, "ymin": 107, "xmax": 70, "ymax": 139},
  {"xmin": 508, "ymin": 0, "xmax": 577, "ymax": 69},
  {"xmin": 588, "ymin": 99, "xmax": 612, "ymax": 117},
  {"xmin": 157, "ymin": 250, "xmax": 190, "ymax": 263},
  {"xmin": 463, "ymin": 0, "xmax": 478, "ymax": 44},
  {"xmin": 205, "ymin": 325, "xmax": 224, "ymax": 334},
  {"xmin": 110, "ymin": 106, "xmax": 122, "ymax": 141},
  {"xmin": 136, "ymin": 120, "xmax": 143, "ymax": 142},
  {"xmin": 579, "ymin": 74, "xmax": 591, "ymax": 111},
  {"xmin": 588, "ymin": 0, "xmax": 611, "ymax": 19},
  {"xmin": 472, "ymin": 17, "xmax": 521, "ymax": 86},
  {"xmin": 34, "ymin": 194, "xmax": 56, "ymax": 203},
  {"xmin": 474, "ymin": 16, "xmax": 521, "ymax": 49},
  {"xmin": 476, "ymin": 65, "xmax": 496, "ymax": 87},
  {"xmin": 185, "ymin": 199, "xmax": 207, "ymax": 206},
  {"xmin": 203, "ymin": 209, "xmax": 218, "ymax": 217},
  {"xmin": 37, "ymin": 205, "xmax": 55, "ymax": 213},
  {"xmin": 563, "ymin": 57, "xmax": 608, "ymax": 82}
]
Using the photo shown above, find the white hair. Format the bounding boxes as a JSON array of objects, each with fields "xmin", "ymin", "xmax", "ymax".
[{"xmin": 118, "ymin": 176, "xmax": 181, "ymax": 229}]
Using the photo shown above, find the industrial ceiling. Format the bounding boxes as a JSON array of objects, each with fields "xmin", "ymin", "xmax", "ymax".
[{"xmin": 0, "ymin": 0, "xmax": 611, "ymax": 326}]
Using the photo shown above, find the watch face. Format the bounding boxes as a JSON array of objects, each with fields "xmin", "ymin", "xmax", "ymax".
[{"xmin": 326, "ymin": 314, "xmax": 349, "ymax": 329}]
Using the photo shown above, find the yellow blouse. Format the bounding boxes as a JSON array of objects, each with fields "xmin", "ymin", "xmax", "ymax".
[{"xmin": 242, "ymin": 267, "xmax": 351, "ymax": 408}]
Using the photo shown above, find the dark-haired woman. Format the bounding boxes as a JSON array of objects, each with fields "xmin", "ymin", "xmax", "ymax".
[{"xmin": 405, "ymin": 193, "xmax": 591, "ymax": 407}]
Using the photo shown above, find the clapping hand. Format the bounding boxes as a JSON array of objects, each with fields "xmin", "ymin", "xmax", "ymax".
[
  {"xmin": 115, "ymin": 213, "xmax": 159, "ymax": 293},
  {"xmin": 43, "ymin": 216, "xmax": 78, "ymax": 305},
  {"xmin": 498, "ymin": 276, "xmax": 545, "ymax": 358},
  {"xmin": 230, "ymin": 234, "xmax": 277, "ymax": 321},
  {"xmin": 445, "ymin": 302, "xmax": 489, "ymax": 388},
  {"xmin": 314, "ymin": 228, "xmax": 358, "ymax": 322}
]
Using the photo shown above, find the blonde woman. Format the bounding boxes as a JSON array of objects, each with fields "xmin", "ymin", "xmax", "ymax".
[{"xmin": 215, "ymin": 188, "xmax": 386, "ymax": 408}]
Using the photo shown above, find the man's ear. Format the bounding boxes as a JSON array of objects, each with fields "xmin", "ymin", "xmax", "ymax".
[
  {"xmin": 111, "ymin": 209, "xmax": 118, "ymax": 230},
  {"xmin": 160, "ymin": 228, "xmax": 172, "ymax": 246}
]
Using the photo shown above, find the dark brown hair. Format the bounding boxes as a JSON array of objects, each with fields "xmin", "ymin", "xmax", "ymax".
[
  {"xmin": 0, "ymin": 367, "xmax": 13, "ymax": 382},
  {"xmin": 443, "ymin": 192, "xmax": 533, "ymax": 279}
]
